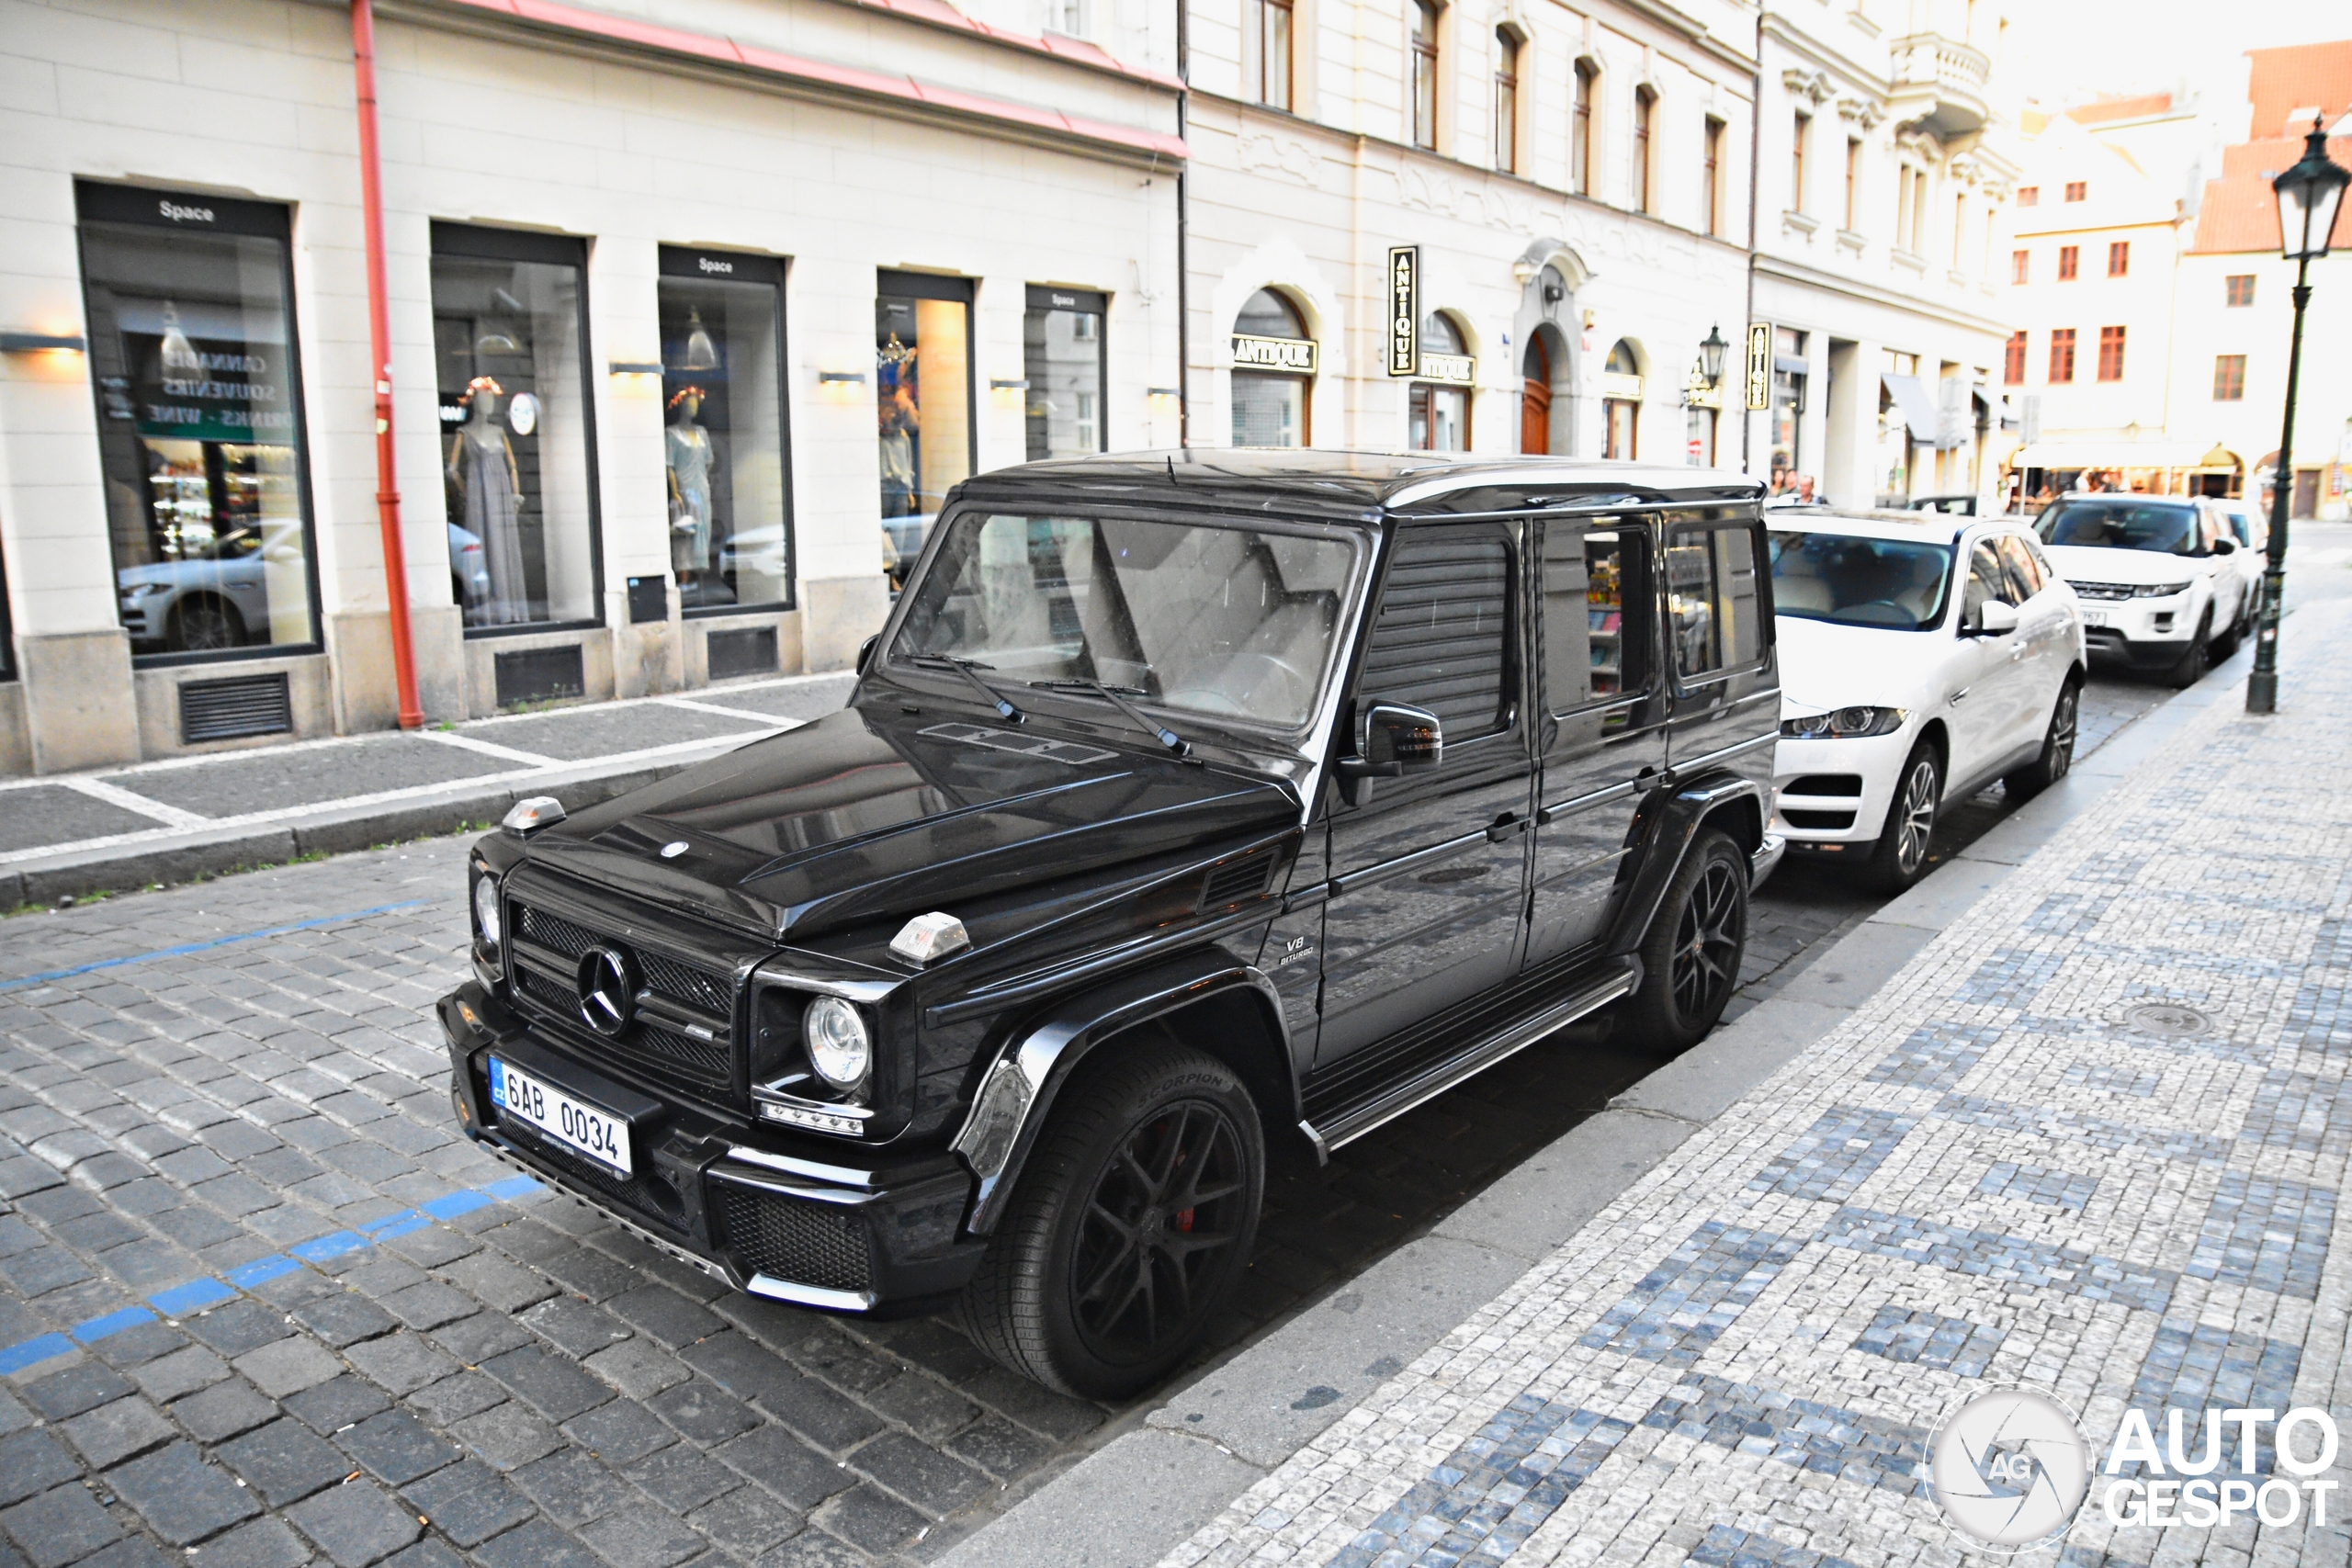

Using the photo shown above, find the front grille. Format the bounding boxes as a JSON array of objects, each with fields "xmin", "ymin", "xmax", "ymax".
[
  {"xmin": 506, "ymin": 899, "xmax": 738, "ymax": 1096},
  {"xmin": 2067, "ymin": 581, "xmax": 2134, "ymax": 601},
  {"xmin": 1783, "ymin": 808, "xmax": 1858, "ymax": 830},
  {"xmin": 718, "ymin": 1183, "xmax": 872, "ymax": 1292}
]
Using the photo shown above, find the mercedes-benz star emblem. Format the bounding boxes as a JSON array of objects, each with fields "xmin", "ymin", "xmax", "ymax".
[{"xmin": 577, "ymin": 946, "xmax": 636, "ymax": 1036}]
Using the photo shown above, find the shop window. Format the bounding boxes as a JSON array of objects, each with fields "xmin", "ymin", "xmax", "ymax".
[
  {"xmin": 1769, "ymin": 330, "xmax": 1806, "ymax": 482},
  {"xmin": 876, "ymin": 271, "xmax": 976, "ymax": 571},
  {"xmin": 1250, "ymin": 0, "xmax": 1293, "ymax": 110},
  {"xmin": 2005, "ymin": 331, "xmax": 2027, "ymax": 385},
  {"xmin": 1024, "ymin": 286, "xmax": 1108, "ymax": 459},
  {"xmin": 1542, "ymin": 522, "xmax": 1647, "ymax": 709},
  {"xmin": 2225, "ymin": 274, "xmax": 2255, "ymax": 307},
  {"xmin": 430, "ymin": 224, "xmax": 600, "ymax": 633},
  {"xmin": 2049, "ymin": 328, "xmax": 2076, "ymax": 383},
  {"xmin": 1408, "ymin": 312, "xmax": 1471, "ymax": 452},
  {"xmin": 1634, "ymin": 87, "xmax": 1657, "ymax": 214},
  {"xmin": 76, "ymin": 182, "xmax": 319, "ymax": 662},
  {"xmin": 1663, "ymin": 517, "xmax": 1761, "ymax": 682},
  {"xmin": 2213, "ymin": 355, "xmax": 2245, "ymax": 401},
  {"xmin": 2098, "ymin": 325, "xmax": 2126, "ymax": 381},
  {"xmin": 2108, "ymin": 241, "xmax": 2130, "ymax": 276},
  {"xmin": 656, "ymin": 247, "xmax": 792, "ymax": 615},
  {"xmin": 1410, "ymin": 0, "xmax": 1440, "ymax": 150},
  {"xmin": 1231, "ymin": 288, "xmax": 1314, "ymax": 447},
  {"xmin": 1602, "ymin": 339, "xmax": 1642, "ymax": 461},
  {"xmin": 1493, "ymin": 29, "xmax": 1520, "ymax": 175},
  {"xmin": 1572, "ymin": 60, "xmax": 1596, "ymax": 197}
]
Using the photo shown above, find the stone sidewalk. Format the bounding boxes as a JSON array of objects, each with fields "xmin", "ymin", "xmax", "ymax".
[
  {"xmin": 1127, "ymin": 603, "xmax": 2352, "ymax": 1566},
  {"xmin": 0, "ymin": 675, "xmax": 856, "ymax": 908}
]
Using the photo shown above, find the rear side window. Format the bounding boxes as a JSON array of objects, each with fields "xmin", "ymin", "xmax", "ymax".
[
  {"xmin": 1962, "ymin": 542, "xmax": 2017, "ymax": 619},
  {"xmin": 1541, "ymin": 522, "xmax": 1649, "ymax": 713},
  {"xmin": 1359, "ymin": 525, "xmax": 1513, "ymax": 741},
  {"xmin": 1664, "ymin": 519, "xmax": 1763, "ymax": 681}
]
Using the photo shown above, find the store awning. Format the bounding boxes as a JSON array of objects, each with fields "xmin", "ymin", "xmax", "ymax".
[
  {"xmin": 2013, "ymin": 439, "xmax": 2228, "ymax": 470},
  {"xmin": 1881, "ymin": 373, "xmax": 1939, "ymax": 444}
]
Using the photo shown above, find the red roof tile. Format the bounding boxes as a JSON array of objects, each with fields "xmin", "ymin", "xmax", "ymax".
[
  {"xmin": 2246, "ymin": 39, "xmax": 2352, "ymax": 140},
  {"xmin": 2189, "ymin": 134, "xmax": 2352, "ymax": 254},
  {"xmin": 2065, "ymin": 92, "xmax": 2174, "ymax": 125}
]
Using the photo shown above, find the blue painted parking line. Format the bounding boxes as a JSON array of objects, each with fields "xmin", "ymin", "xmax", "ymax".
[
  {"xmin": 0, "ymin": 1171, "xmax": 545, "ymax": 1375},
  {"xmin": 0, "ymin": 899, "xmax": 432, "ymax": 993}
]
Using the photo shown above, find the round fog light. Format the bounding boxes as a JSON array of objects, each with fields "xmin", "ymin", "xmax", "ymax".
[{"xmin": 804, "ymin": 996, "xmax": 871, "ymax": 1090}]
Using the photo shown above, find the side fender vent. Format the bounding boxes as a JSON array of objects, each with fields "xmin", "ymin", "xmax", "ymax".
[{"xmin": 1200, "ymin": 850, "xmax": 1275, "ymax": 912}]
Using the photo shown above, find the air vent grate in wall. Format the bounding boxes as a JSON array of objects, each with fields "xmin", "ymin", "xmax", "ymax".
[
  {"xmin": 707, "ymin": 626, "xmax": 779, "ymax": 682},
  {"xmin": 179, "ymin": 673, "xmax": 292, "ymax": 744}
]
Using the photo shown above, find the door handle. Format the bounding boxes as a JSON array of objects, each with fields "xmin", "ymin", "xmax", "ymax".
[{"xmin": 1486, "ymin": 811, "xmax": 1528, "ymax": 843}]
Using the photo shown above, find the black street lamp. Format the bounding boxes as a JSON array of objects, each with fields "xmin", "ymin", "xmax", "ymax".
[
  {"xmin": 2247, "ymin": 118, "xmax": 2348, "ymax": 715},
  {"xmin": 1698, "ymin": 322, "xmax": 1729, "ymax": 388}
]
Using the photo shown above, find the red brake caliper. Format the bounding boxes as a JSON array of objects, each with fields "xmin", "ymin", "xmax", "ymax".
[{"xmin": 1173, "ymin": 1208, "xmax": 1194, "ymax": 1232}]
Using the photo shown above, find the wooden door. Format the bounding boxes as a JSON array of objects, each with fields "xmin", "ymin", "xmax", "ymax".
[{"xmin": 1521, "ymin": 335, "xmax": 1552, "ymax": 455}]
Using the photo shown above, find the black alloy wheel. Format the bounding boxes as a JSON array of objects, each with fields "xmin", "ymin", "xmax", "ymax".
[
  {"xmin": 956, "ymin": 1035, "xmax": 1264, "ymax": 1399},
  {"xmin": 1068, "ymin": 1100, "xmax": 1250, "ymax": 1367},
  {"xmin": 1866, "ymin": 745, "xmax": 1942, "ymax": 894},
  {"xmin": 2005, "ymin": 681, "xmax": 2079, "ymax": 803},
  {"xmin": 167, "ymin": 597, "xmax": 245, "ymax": 652},
  {"xmin": 1623, "ymin": 829, "xmax": 1749, "ymax": 1054},
  {"xmin": 2167, "ymin": 610, "xmax": 2211, "ymax": 689}
]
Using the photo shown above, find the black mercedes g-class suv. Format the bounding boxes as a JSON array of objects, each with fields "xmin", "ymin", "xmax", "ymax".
[{"xmin": 440, "ymin": 451, "xmax": 1781, "ymax": 1398}]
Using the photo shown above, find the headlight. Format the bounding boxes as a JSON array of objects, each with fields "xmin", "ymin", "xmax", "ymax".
[
  {"xmin": 803, "ymin": 996, "xmax": 871, "ymax": 1090},
  {"xmin": 1781, "ymin": 705, "xmax": 1908, "ymax": 739},
  {"xmin": 472, "ymin": 874, "xmax": 502, "ymax": 950},
  {"xmin": 2133, "ymin": 581, "xmax": 2193, "ymax": 598},
  {"xmin": 119, "ymin": 582, "xmax": 166, "ymax": 601}
]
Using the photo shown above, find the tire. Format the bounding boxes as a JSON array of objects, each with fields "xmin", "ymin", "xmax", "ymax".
[
  {"xmin": 1622, "ymin": 829, "xmax": 1748, "ymax": 1055},
  {"xmin": 2166, "ymin": 609, "xmax": 2211, "ymax": 689},
  {"xmin": 2004, "ymin": 679, "xmax": 2080, "ymax": 804},
  {"xmin": 1864, "ymin": 742, "xmax": 1942, "ymax": 895},
  {"xmin": 166, "ymin": 597, "xmax": 245, "ymax": 652},
  {"xmin": 955, "ymin": 1034, "xmax": 1263, "ymax": 1400}
]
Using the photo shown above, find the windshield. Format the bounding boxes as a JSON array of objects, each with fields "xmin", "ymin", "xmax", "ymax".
[
  {"xmin": 890, "ymin": 513, "xmax": 1362, "ymax": 729},
  {"xmin": 2037, "ymin": 499, "xmax": 2201, "ymax": 554},
  {"xmin": 1768, "ymin": 531, "xmax": 1954, "ymax": 631}
]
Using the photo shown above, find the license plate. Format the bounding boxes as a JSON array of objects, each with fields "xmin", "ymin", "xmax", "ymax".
[
  {"xmin": 2078, "ymin": 608, "xmax": 2109, "ymax": 627},
  {"xmin": 488, "ymin": 1056, "xmax": 632, "ymax": 1176}
]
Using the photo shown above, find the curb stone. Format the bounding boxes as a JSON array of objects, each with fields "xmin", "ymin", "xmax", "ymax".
[{"xmin": 930, "ymin": 623, "xmax": 2278, "ymax": 1568}]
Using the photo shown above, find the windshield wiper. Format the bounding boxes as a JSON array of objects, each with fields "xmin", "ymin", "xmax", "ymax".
[
  {"xmin": 900, "ymin": 654, "xmax": 1025, "ymax": 724},
  {"xmin": 1027, "ymin": 679, "xmax": 1191, "ymax": 757}
]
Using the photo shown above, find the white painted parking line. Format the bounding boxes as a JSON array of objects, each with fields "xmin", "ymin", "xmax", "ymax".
[
  {"xmin": 416, "ymin": 728, "xmax": 559, "ymax": 766},
  {"xmin": 52, "ymin": 774, "xmax": 213, "ymax": 829},
  {"xmin": 654, "ymin": 696, "xmax": 814, "ymax": 727}
]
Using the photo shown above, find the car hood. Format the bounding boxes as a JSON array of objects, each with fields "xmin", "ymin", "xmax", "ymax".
[
  {"xmin": 2041, "ymin": 544, "xmax": 2207, "ymax": 586},
  {"xmin": 520, "ymin": 703, "xmax": 1300, "ymax": 941},
  {"xmin": 1772, "ymin": 614, "xmax": 1956, "ymax": 713}
]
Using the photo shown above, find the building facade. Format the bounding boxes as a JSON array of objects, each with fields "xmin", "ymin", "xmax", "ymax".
[
  {"xmin": 1747, "ymin": 0, "xmax": 2020, "ymax": 509},
  {"xmin": 0, "ymin": 0, "xmax": 1183, "ymax": 774},
  {"xmin": 1181, "ymin": 0, "xmax": 1756, "ymax": 470}
]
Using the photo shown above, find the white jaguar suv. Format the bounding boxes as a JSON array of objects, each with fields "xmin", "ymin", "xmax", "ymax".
[{"xmin": 1769, "ymin": 513, "xmax": 2087, "ymax": 892}]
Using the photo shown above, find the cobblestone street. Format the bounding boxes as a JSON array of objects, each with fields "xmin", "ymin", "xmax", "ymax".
[
  {"xmin": 0, "ymin": 657, "xmax": 2184, "ymax": 1568},
  {"xmin": 1157, "ymin": 608, "xmax": 2352, "ymax": 1567}
]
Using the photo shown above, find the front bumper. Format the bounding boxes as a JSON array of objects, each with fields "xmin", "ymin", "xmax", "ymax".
[
  {"xmin": 2073, "ymin": 596, "xmax": 2196, "ymax": 668},
  {"xmin": 1769, "ymin": 727, "xmax": 1916, "ymax": 851},
  {"xmin": 439, "ymin": 982, "xmax": 984, "ymax": 1314}
]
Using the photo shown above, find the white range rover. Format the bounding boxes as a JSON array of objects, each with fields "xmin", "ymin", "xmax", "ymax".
[
  {"xmin": 1768, "ymin": 513, "xmax": 2086, "ymax": 892},
  {"xmin": 2032, "ymin": 493, "xmax": 2252, "ymax": 686}
]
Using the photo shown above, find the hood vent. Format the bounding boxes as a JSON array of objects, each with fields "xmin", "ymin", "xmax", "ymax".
[
  {"xmin": 1200, "ymin": 850, "xmax": 1275, "ymax": 912},
  {"xmin": 920, "ymin": 722, "xmax": 1117, "ymax": 767}
]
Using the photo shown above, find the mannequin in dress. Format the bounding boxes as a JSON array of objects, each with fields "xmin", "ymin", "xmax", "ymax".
[
  {"xmin": 665, "ymin": 388, "xmax": 715, "ymax": 587},
  {"xmin": 447, "ymin": 377, "xmax": 528, "ymax": 625}
]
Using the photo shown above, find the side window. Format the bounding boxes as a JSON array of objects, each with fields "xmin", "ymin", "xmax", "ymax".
[
  {"xmin": 1663, "ymin": 519, "xmax": 1762, "ymax": 682},
  {"xmin": 1542, "ymin": 521, "xmax": 1650, "ymax": 712},
  {"xmin": 1359, "ymin": 525, "xmax": 1514, "ymax": 742},
  {"xmin": 1996, "ymin": 535, "xmax": 2041, "ymax": 601},
  {"xmin": 2019, "ymin": 535, "xmax": 2057, "ymax": 581},
  {"xmin": 1962, "ymin": 542, "xmax": 2013, "ymax": 622}
]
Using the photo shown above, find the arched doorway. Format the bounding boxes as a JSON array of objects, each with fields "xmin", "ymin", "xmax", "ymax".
[
  {"xmin": 1522, "ymin": 333, "xmax": 1552, "ymax": 454},
  {"xmin": 1230, "ymin": 288, "xmax": 1315, "ymax": 446}
]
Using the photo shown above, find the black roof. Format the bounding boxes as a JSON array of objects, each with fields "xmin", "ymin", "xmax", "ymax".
[{"xmin": 951, "ymin": 449, "xmax": 1765, "ymax": 521}]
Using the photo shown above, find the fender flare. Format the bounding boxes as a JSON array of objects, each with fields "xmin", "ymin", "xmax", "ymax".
[
  {"xmin": 1606, "ymin": 773, "xmax": 1766, "ymax": 958},
  {"xmin": 948, "ymin": 952, "xmax": 1292, "ymax": 1236}
]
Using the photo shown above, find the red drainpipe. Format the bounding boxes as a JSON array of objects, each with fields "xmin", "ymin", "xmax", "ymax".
[{"xmin": 351, "ymin": 0, "xmax": 424, "ymax": 729}]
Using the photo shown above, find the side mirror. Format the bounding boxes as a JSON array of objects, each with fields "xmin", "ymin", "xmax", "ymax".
[
  {"xmin": 855, "ymin": 634, "xmax": 881, "ymax": 675},
  {"xmin": 1335, "ymin": 701, "xmax": 1442, "ymax": 802},
  {"xmin": 2212, "ymin": 536, "xmax": 2237, "ymax": 556},
  {"xmin": 1968, "ymin": 600, "xmax": 2020, "ymax": 637}
]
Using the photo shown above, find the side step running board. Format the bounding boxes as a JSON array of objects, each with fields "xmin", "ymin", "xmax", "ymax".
[{"xmin": 1298, "ymin": 959, "xmax": 1640, "ymax": 1159}]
